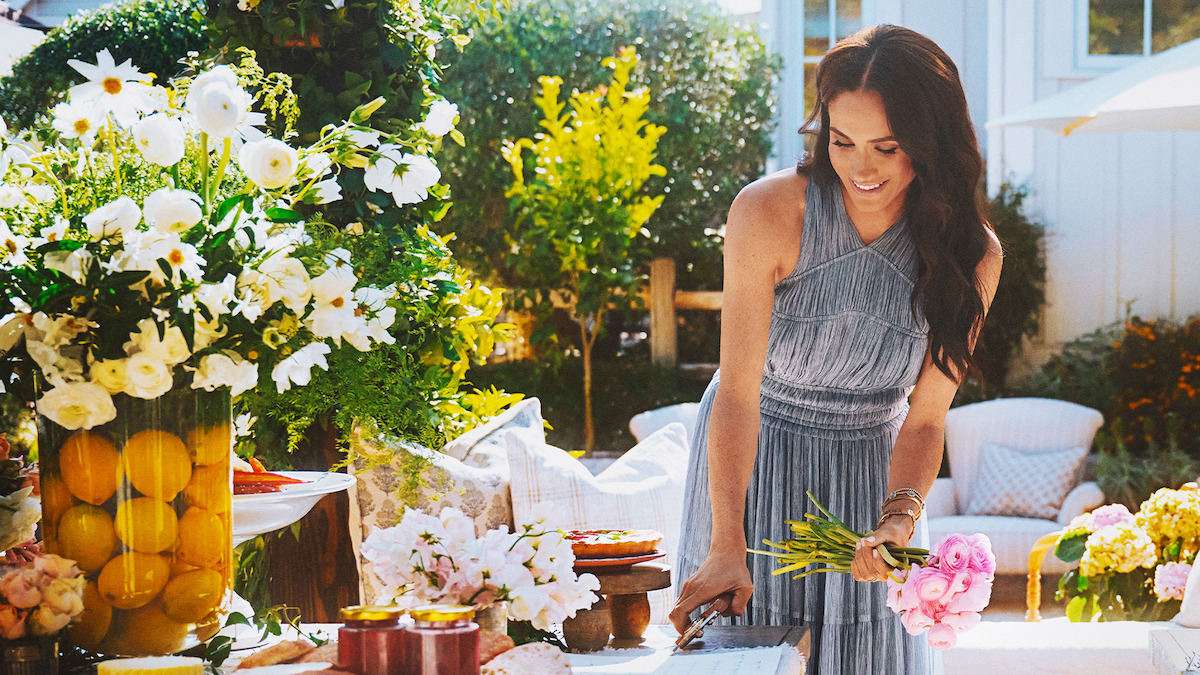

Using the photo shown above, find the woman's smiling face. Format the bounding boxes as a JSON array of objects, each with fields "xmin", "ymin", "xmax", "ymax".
[{"xmin": 826, "ymin": 89, "xmax": 916, "ymax": 232}]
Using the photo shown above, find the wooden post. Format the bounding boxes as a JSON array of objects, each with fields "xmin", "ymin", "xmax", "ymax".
[{"xmin": 649, "ymin": 257, "xmax": 677, "ymax": 366}]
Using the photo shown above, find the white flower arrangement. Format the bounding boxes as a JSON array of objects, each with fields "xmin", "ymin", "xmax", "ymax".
[
  {"xmin": 0, "ymin": 49, "xmax": 460, "ymax": 430},
  {"xmin": 361, "ymin": 506, "xmax": 601, "ymax": 631}
]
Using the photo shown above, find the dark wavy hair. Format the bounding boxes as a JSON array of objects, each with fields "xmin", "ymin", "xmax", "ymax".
[{"xmin": 797, "ymin": 24, "xmax": 992, "ymax": 382}]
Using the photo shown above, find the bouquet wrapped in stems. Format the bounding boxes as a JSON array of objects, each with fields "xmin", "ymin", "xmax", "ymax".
[{"xmin": 752, "ymin": 492, "xmax": 995, "ymax": 650}]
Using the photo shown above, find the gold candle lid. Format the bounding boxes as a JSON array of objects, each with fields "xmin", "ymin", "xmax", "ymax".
[
  {"xmin": 409, "ymin": 604, "xmax": 476, "ymax": 622},
  {"xmin": 339, "ymin": 605, "xmax": 406, "ymax": 621}
]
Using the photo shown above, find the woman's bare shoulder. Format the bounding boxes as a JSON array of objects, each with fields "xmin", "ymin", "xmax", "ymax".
[
  {"xmin": 725, "ymin": 169, "xmax": 807, "ymax": 280},
  {"xmin": 730, "ymin": 169, "xmax": 807, "ymax": 223}
]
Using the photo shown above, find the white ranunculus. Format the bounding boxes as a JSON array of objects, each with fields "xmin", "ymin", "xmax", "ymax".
[
  {"xmin": 186, "ymin": 66, "xmax": 254, "ymax": 139},
  {"xmin": 260, "ymin": 255, "xmax": 312, "ymax": 314},
  {"xmin": 123, "ymin": 351, "xmax": 174, "ymax": 399},
  {"xmin": 271, "ymin": 341, "xmax": 331, "ymax": 393},
  {"xmin": 83, "ymin": 196, "xmax": 141, "ymax": 242},
  {"xmin": 126, "ymin": 319, "xmax": 190, "ymax": 366},
  {"xmin": 191, "ymin": 352, "xmax": 259, "ymax": 397},
  {"xmin": 239, "ymin": 139, "xmax": 299, "ymax": 189},
  {"xmin": 363, "ymin": 145, "xmax": 441, "ymax": 206},
  {"xmin": 419, "ymin": 99, "xmax": 458, "ymax": 137},
  {"xmin": 36, "ymin": 381, "xmax": 116, "ymax": 430},
  {"xmin": 196, "ymin": 274, "xmax": 237, "ymax": 318},
  {"xmin": 310, "ymin": 178, "xmax": 342, "ymax": 204},
  {"xmin": 143, "ymin": 188, "xmax": 202, "ymax": 234},
  {"xmin": 89, "ymin": 358, "xmax": 128, "ymax": 394},
  {"xmin": 44, "ymin": 249, "xmax": 93, "ymax": 284},
  {"xmin": 193, "ymin": 316, "xmax": 228, "ymax": 351},
  {"xmin": 132, "ymin": 113, "xmax": 186, "ymax": 166}
]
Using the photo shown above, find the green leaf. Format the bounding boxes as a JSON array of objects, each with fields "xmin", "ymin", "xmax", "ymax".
[
  {"xmin": 212, "ymin": 193, "xmax": 246, "ymax": 225},
  {"xmin": 1066, "ymin": 595, "xmax": 1089, "ymax": 622},
  {"xmin": 1054, "ymin": 532, "xmax": 1087, "ymax": 563},
  {"xmin": 265, "ymin": 207, "xmax": 303, "ymax": 223}
]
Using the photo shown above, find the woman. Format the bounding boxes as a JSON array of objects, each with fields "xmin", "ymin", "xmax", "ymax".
[{"xmin": 668, "ymin": 25, "xmax": 1002, "ymax": 674}]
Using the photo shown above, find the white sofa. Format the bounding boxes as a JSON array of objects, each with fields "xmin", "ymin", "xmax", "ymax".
[{"xmin": 926, "ymin": 398, "xmax": 1106, "ymax": 576}]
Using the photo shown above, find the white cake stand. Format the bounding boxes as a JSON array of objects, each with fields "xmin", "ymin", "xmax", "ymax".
[{"xmin": 231, "ymin": 470, "xmax": 356, "ymax": 546}]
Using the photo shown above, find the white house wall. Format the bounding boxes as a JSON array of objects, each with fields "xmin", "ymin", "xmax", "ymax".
[{"xmin": 987, "ymin": 0, "xmax": 1200, "ymax": 350}]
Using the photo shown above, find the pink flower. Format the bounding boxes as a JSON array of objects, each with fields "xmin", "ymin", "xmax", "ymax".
[
  {"xmin": 33, "ymin": 554, "xmax": 78, "ymax": 581},
  {"xmin": 926, "ymin": 622, "xmax": 958, "ymax": 650},
  {"xmin": 939, "ymin": 610, "xmax": 981, "ymax": 632},
  {"xmin": 0, "ymin": 605, "xmax": 25, "ymax": 639},
  {"xmin": 1090, "ymin": 504, "xmax": 1135, "ymax": 530},
  {"xmin": 901, "ymin": 605, "xmax": 935, "ymax": 636},
  {"xmin": 0, "ymin": 569, "xmax": 41, "ymax": 609},
  {"xmin": 1154, "ymin": 562, "xmax": 1191, "ymax": 602},
  {"xmin": 966, "ymin": 533, "xmax": 996, "ymax": 578},
  {"xmin": 946, "ymin": 576, "xmax": 993, "ymax": 614},
  {"xmin": 935, "ymin": 534, "xmax": 972, "ymax": 574},
  {"xmin": 910, "ymin": 567, "xmax": 954, "ymax": 603}
]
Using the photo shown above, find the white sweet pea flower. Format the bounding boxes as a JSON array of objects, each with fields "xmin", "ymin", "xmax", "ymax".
[
  {"xmin": 123, "ymin": 351, "xmax": 174, "ymax": 399},
  {"xmin": 185, "ymin": 66, "xmax": 255, "ymax": 140},
  {"xmin": 83, "ymin": 196, "xmax": 141, "ymax": 242},
  {"xmin": 132, "ymin": 113, "xmax": 186, "ymax": 166},
  {"xmin": 363, "ymin": 145, "xmax": 440, "ymax": 206},
  {"xmin": 190, "ymin": 352, "xmax": 258, "ymax": 397},
  {"xmin": 239, "ymin": 138, "xmax": 299, "ymax": 189},
  {"xmin": 51, "ymin": 101, "xmax": 100, "ymax": 145},
  {"xmin": 65, "ymin": 49, "xmax": 156, "ymax": 127},
  {"xmin": 0, "ymin": 487, "xmax": 39, "ymax": 552},
  {"xmin": 419, "ymin": 99, "xmax": 458, "ymax": 137},
  {"xmin": 346, "ymin": 129, "xmax": 381, "ymax": 149},
  {"xmin": 271, "ymin": 341, "xmax": 331, "ymax": 393},
  {"xmin": 36, "ymin": 381, "xmax": 116, "ymax": 430},
  {"xmin": 305, "ymin": 153, "xmax": 333, "ymax": 177},
  {"xmin": 196, "ymin": 274, "xmax": 238, "ymax": 318},
  {"xmin": 310, "ymin": 177, "xmax": 342, "ymax": 204},
  {"xmin": 143, "ymin": 188, "xmax": 202, "ymax": 233},
  {"xmin": 44, "ymin": 249, "xmax": 93, "ymax": 284},
  {"xmin": 0, "ymin": 185, "xmax": 21, "ymax": 209},
  {"xmin": 89, "ymin": 358, "xmax": 128, "ymax": 394}
]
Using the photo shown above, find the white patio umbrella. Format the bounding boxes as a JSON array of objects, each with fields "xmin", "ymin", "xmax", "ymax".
[{"xmin": 986, "ymin": 37, "xmax": 1200, "ymax": 135}]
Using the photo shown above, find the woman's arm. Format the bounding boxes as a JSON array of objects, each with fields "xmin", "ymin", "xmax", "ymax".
[
  {"xmin": 851, "ymin": 232, "xmax": 1003, "ymax": 582},
  {"xmin": 668, "ymin": 172, "xmax": 804, "ymax": 632}
]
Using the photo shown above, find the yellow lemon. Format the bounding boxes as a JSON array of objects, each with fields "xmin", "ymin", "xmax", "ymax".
[
  {"xmin": 122, "ymin": 429, "xmax": 191, "ymax": 501},
  {"xmin": 55, "ymin": 504, "xmax": 117, "ymax": 572},
  {"xmin": 174, "ymin": 508, "xmax": 225, "ymax": 568},
  {"xmin": 102, "ymin": 602, "xmax": 190, "ymax": 656},
  {"xmin": 68, "ymin": 581, "xmax": 112, "ymax": 650},
  {"xmin": 39, "ymin": 474, "xmax": 74, "ymax": 533},
  {"xmin": 186, "ymin": 424, "xmax": 231, "ymax": 467},
  {"xmin": 182, "ymin": 461, "xmax": 231, "ymax": 513},
  {"xmin": 97, "ymin": 551, "xmax": 170, "ymax": 610},
  {"xmin": 169, "ymin": 558, "xmax": 201, "ymax": 577},
  {"xmin": 114, "ymin": 497, "xmax": 178, "ymax": 553},
  {"xmin": 161, "ymin": 568, "xmax": 225, "ymax": 624},
  {"xmin": 59, "ymin": 431, "xmax": 121, "ymax": 505}
]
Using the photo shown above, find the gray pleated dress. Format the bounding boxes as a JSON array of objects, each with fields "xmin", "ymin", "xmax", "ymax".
[{"xmin": 677, "ymin": 178, "xmax": 943, "ymax": 675}]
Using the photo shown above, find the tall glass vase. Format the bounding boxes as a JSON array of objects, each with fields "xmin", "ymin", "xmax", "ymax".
[{"xmin": 38, "ymin": 387, "xmax": 233, "ymax": 656}]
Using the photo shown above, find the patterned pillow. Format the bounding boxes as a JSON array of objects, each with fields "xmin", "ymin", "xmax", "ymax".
[
  {"xmin": 506, "ymin": 422, "xmax": 690, "ymax": 624},
  {"xmin": 964, "ymin": 443, "xmax": 1087, "ymax": 520}
]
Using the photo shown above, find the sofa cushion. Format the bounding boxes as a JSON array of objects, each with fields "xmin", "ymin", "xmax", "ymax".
[
  {"xmin": 628, "ymin": 402, "xmax": 700, "ymax": 447},
  {"xmin": 964, "ymin": 444, "xmax": 1087, "ymax": 520},
  {"xmin": 506, "ymin": 423, "xmax": 690, "ymax": 624},
  {"xmin": 442, "ymin": 398, "xmax": 545, "ymax": 467},
  {"xmin": 928, "ymin": 514, "xmax": 1069, "ymax": 576}
]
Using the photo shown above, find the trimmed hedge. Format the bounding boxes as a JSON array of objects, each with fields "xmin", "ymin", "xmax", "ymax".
[{"xmin": 0, "ymin": 0, "xmax": 208, "ymax": 129}]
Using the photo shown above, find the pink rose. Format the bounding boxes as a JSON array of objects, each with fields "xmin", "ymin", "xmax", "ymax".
[
  {"xmin": 939, "ymin": 610, "xmax": 981, "ymax": 632},
  {"xmin": 926, "ymin": 622, "xmax": 958, "ymax": 650},
  {"xmin": 935, "ymin": 534, "xmax": 972, "ymax": 574},
  {"xmin": 0, "ymin": 605, "xmax": 25, "ymax": 639},
  {"xmin": 0, "ymin": 570, "xmax": 41, "ymax": 609},
  {"xmin": 911, "ymin": 567, "xmax": 954, "ymax": 603},
  {"xmin": 946, "ymin": 576, "xmax": 993, "ymax": 614},
  {"xmin": 967, "ymin": 534, "xmax": 996, "ymax": 579},
  {"xmin": 901, "ymin": 606, "xmax": 935, "ymax": 636},
  {"xmin": 886, "ymin": 572, "xmax": 907, "ymax": 613},
  {"xmin": 1154, "ymin": 562, "xmax": 1191, "ymax": 602},
  {"xmin": 1090, "ymin": 504, "xmax": 1135, "ymax": 530}
]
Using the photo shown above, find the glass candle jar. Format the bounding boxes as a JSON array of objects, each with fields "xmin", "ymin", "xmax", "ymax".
[
  {"xmin": 338, "ymin": 605, "xmax": 407, "ymax": 675},
  {"xmin": 405, "ymin": 605, "xmax": 480, "ymax": 675}
]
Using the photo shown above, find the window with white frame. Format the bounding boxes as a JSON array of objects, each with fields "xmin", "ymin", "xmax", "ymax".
[
  {"xmin": 802, "ymin": 0, "xmax": 865, "ymax": 121},
  {"xmin": 1077, "ymin": 0, "xmax": 1200, "ymax": 66}
]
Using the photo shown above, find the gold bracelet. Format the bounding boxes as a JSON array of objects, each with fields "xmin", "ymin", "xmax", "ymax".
[{"xmin": 877, "ymin": 509, "xmax": 917, "ymax": 537}]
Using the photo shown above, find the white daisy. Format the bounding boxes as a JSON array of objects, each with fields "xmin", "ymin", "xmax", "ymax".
[
  {"xmin": 66, "ymin": 49, "xmax": 156, "ymax": 127},
  {"xmin": 51, "ymin": 101, "xmax": 101, "ymax": 145}
]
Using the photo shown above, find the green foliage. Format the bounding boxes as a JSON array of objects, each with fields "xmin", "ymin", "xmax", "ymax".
[
  {"xmin": 467, "ymin": 358, "xmax": 710, "ymax": 454},
  {"xmin": 1095, "ymin": 417, "xmax": 1198, "ymax": 510},
  {"xmin": 0, "ymin": 0, "xmax": 208, "ymax": 129},
  {"xmin": 973, "ymin": 183, "xmax": 1047, "ymax": 391},
  {"xmin": 503, "ymin": 47, "xmax": 665, "ymax": 451},
  {"xmin": 438, "ymin": 0, "xmax": 780, "ymax": 292}
]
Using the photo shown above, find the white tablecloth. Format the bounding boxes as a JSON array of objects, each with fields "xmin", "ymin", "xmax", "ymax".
[
  {"xmin": 942, "ymin": 617, "xmax": 1169, "ymax": 675},
  {"xmin": 566, "ymin": 625, "xmax": 805, "ymax": 675}
]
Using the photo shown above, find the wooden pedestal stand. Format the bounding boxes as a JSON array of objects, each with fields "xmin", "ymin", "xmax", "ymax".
[{"xmin": 563, "ymin": 562, "xmax": 671, "ymax": 652}]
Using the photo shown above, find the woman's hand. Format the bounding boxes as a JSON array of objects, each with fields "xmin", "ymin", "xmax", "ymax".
[
  {"xmin": 851, "ymin": 517, "xmax": 913, "ymax": 583},
  {"xmin": 668, "ymin": 549, "xmax": 753, "ymax": 634}
]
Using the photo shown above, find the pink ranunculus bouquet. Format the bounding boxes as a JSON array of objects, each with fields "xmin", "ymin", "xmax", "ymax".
[
  {"xmin": 753, "ymin": 492, "xmax": 995, "ymax": 650},
  {"xmin": 885, "ymin": 533, "xmax": 996, "ymax": 650},
  {"xmin": 0, "ymin": 553, "xmax": 85, "ymax": 639}
]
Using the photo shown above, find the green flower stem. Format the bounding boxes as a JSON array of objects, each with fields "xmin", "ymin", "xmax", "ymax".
[
  {"xmin": 199, "ymin": 131, "xmax": 210, "ymax": 213},
  {"xmin": 210, "ymin": 137, "xmax": 232, "ymax": 208},
  {"xmin": 106, "ymin": 119, "xmax": 122, "ymax": 194}
]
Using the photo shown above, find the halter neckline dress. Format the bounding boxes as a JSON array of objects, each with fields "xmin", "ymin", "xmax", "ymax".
[{"xmin": 676, "ymin": 177, "xmax": 942, "ymax": 675}]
